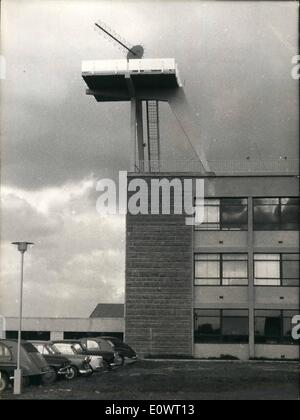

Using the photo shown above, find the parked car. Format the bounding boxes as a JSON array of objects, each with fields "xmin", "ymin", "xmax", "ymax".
[
  {"xmin": 81, "ymin": 336, "xmax": 137, "ymax": 366},
  {"xmin": 52, "ymin": 340, "xmax": 105, "ymax": 372},
  {"xmin": 31, "ymin": 341, "xmax": 73, "ymax": 381},
  {"xmin": 0, "ymin": 339, "xmax": 56, "ymax": 392},
  {"xmin": 30, "ymin": 341, "xmax": 92, "ymax": 379}
]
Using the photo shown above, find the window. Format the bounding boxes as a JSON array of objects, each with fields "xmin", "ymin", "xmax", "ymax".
[
  {"xmin": 72, "ymin": 343, "xmax": 85, "ymax": 354},
  {"xmin": 255, "ymin": 310, "xmax": 298, "ymax": 344},
  {"xmin": 281, "ymin": 254, "xmax": 300, "ymax": 286},
  {"xmin": 194, "ymin": 309, "xmax": 249, "ymax": 343},
  {"xmin": 5, "ymin": 331, "xmax": 50, "ymax": 340},
  {"xmin": 87, "ymin": 340, "xmax": 99, "ymax": 350},
  {"xmin": 195, "ymin": 254, "xmax": 220, "ymax": 285},
  {"xmin": 195, "ymin": 198, "xmax": 248, "ymax": 230},
  {"xmin": 254, "ymin": 254, "xmax": 280, "ymax": 286},
  {"xmin": 53, "ymin": 343, "xmax": 75, "ymax": 355},
  {"xmin": 253, "ymin": 197, "xmax": 299, "ymax": 231},
  {"xmin": 254, "ymin": 254, "xmax": 299, "ymax": 286},
  {"xmin": 98, "ymin": 339, "xmax": 114, "ymax": 352},
  {"xmin": 34, "ymin": 345, "xmax": 45, "ymax": 354},
  {"xmin": 195, "ymin": 254, "xmax": 248, "ymax": 285},
  {"xmin": 0, "ymin": 343, "xmax": 11, "ymax": 360},
  {"xmin": 33, "ymin": 344, "xmax": 55, "ymax": 355}
]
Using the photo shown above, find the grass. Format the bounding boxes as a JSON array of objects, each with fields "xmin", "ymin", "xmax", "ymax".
[{"xmin": 1, "ymin": 360, "xmax": 299, "ymax": 400}]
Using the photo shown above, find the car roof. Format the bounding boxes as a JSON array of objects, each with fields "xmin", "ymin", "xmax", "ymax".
[
  {"xmin": 30, "ymin": 341, "xmax": 53, "ymax": 344},
  {"xmin": 52, "ymin": 340, "xmax": 82, "ymax": 343},
  {"xmin": 101, "ymin": 336, "xmax": 122, "ymax": 341},
  {"xmin": 86, "ymin": 336, "xmax": 118, "ymax": 340},
  {"xmin": 0, "ymin": 339, "xmax": 28, "ymax": 344}
]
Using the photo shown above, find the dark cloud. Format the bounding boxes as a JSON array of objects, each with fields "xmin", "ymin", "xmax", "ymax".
[
  {"xmin": 1, "ymin": 0, "xmax": 298, "ymax": 189},
  {"xmin": 0, "ymin": 180, "xmax": 125, "ymax": 317}
]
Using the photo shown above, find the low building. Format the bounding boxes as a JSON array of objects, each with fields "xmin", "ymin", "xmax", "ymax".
[{"xmin": 2, "ymin": 304, "xmax": 124, "ymax": 341}]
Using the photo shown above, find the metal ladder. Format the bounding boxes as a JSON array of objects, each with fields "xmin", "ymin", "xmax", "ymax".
[{"xmin": 146, "ymin": 100, "xmax": 160, "ymax": 172}]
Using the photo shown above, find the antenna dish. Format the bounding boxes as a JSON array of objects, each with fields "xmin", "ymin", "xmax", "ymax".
[
  {"xmin": 95, "ymin": 22, "xmax": 144, "ymax": 59},
  {"xmin": 127, "ymin": 45, "xmax": 144, "ymax": 60}
]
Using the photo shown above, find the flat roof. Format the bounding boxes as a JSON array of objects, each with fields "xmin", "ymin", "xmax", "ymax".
[{"xmin": 82, "ymin": 58, "xmax": 182, "ymax": 102}]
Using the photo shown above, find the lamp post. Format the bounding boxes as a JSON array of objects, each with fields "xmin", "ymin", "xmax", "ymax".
[{"xmin": 11, "ymin": 241, "xmax": 34, "ymax": 395}]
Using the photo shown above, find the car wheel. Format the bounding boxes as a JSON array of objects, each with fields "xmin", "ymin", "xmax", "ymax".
[
  {"xmin": 65, "ymin": 366, "xmax": 78, "ymax": 380},
  {"xmin": 41, "ymin": 368, "xmax": 57, "ymax": 385},
  {"xmin": 0, "ymin": 371, "xmax": 9, "ymax": 392},
  {"xmin": 115, "ymin": 354, "xmax": 125, "ymax": 366}
]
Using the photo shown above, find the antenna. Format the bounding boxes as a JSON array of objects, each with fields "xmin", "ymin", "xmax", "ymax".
[{"xmin": 94, "ymin": 21, "xmax": 144, "ymax": 59}]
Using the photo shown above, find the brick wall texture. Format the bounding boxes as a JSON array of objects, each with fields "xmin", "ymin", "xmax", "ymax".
[{"xmin": 125, "ymin": 176, "xmax": 193, "ymax": 357}]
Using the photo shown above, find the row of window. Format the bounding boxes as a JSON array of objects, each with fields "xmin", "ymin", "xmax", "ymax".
[
  {"xmin": 4, "ymin": 331, "xmax": 124, "ymax": 340},
  {"xmin": 194, "ymin": 309, "xmax": 298, "ymax": 344},
  {"xmin": 194, "ymin": 253, "xmax": 299, "ymax": 286},
  {"xmin": 194, "ymin": 197, "xmax": 299, "ymax": 231}
]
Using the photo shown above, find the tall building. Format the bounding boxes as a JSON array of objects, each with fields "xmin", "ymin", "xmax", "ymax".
[
  {"xmin": 125, "ymin": 172, "xmax": 299, "ymax": 360},
  {"xmin": 82, "ymin": 58, "xmax": 299, "ymax": 360}
]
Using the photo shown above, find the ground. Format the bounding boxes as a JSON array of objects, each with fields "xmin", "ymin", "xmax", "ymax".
[{"xmin": 1, "ymin": 360, "xmax": 299, "ymax": 400}]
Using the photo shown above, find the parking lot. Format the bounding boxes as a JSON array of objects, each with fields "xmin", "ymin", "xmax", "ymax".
[{"xmin": 1, "ymin": 360, "xmax": 299, "ymax": 400}]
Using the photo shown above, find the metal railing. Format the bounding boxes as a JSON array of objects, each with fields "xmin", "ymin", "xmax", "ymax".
[{"xmin": 132, "ymin": 159, "xmax": 299, "ymax": 175}]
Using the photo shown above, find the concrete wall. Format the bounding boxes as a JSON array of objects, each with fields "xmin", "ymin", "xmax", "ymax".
[
  {"xmin": 203, "ymin": 175, "xmax": 299, "ymax": 197},
  {"xmin": 50, "ymin": 331, "xmax": 64, "ymax": 340},
  {"xmin": 254, "ymin": 231, "xmax": 299, "ymax": 249},
  {"xmin": 255, "ymin": 345, "xmax": 299, "ymax": 360},
  {"xmin": 194, "ymin": 287, "xmax": 248, "ymax": 306},
  {"xmin": 194, "ymin": 231, "xmax": 247, "ymax": 250},
  {"xmin": 194, "ymin": 344, "xmax": 249, "ymax": 360},
  {"xmin": 194, "ymin": 344, "xmax": 299, "ymax": 360},
  {"xmin": 255, "ymin": 288, "xmax": 299, "ymax": 306},
  {"xmin": 4, "ymin": 317, "xmax": 124, "ymax": 334}
]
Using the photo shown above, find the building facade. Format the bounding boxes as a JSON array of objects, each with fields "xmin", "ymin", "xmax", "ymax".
[
  {"xmin": 2, "ymin": 304, "xmax": 124, "ymax": 341},
  {"xmin": 125, "ymin": 173, "xmax": 299, "ymax": 360}
]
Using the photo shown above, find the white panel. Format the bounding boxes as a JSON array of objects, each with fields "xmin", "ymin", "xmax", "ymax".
[
  {"xmin": 255, "ymin": 345, "xmax": 299, "ymax": 360},
  {"xmin": 194, "ymin": 344, "xmax": 249, "ymax": 360}
]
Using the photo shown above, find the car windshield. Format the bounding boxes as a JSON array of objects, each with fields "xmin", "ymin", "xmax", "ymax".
[
  {"xmin": 52, "ymin": 343, "xmax": 75, "ymax": 355},
  {"xmin": 34, "ymin": 344, "xmax": 45, "ymax": 354},
  {"xmin": 53, "ymin": 342, "xmax": 85, "ymax": 355},
  {"xmin": 45, "ymin": 345, "xmax": 57, "ymax": 355},
  {"xmin": 48, "ymin": 344, "xmax": 60, "ymax": 355},
  {"xmin": 72, "ymin": 343, "xmax": 85, "ymax": 354}
]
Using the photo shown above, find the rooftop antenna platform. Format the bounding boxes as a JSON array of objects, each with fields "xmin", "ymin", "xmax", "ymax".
[{"xmin": 82, "ymin": 21, "xmax": 213, "ymax": 174}]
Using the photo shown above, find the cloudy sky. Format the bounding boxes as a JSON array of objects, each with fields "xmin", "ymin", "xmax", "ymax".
[{"xmin": 0, "ymin": 0, "xmax": 298, "ymax": 317}]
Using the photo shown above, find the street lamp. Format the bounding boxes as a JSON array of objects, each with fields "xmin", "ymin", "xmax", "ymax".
[{"xmin": 11, "ymin": 241, "xmax": 34, "ymax": 395}]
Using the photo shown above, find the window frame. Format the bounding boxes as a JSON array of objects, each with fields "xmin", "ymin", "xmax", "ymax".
[
  {"xmin": 194, "ymin": 253, "xmax": 249, "ymax": 286},
  {"xmin": 254, "ymin": 253, "xmax": 299, "ymax": 287},
  {"xmin": 194, "ymin": 197, "xmax": 248, "ymax": 231},
  {"xmin": 253, "ymin": 196, "xmax": 299, "ymax": 231},
  {"xmin": 254, "ymin": 309, "xmax": 298, "ymax": 345},
  {"xmin": 194, "ymin": 309, "xmax": 249, "ymax": 344}
]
